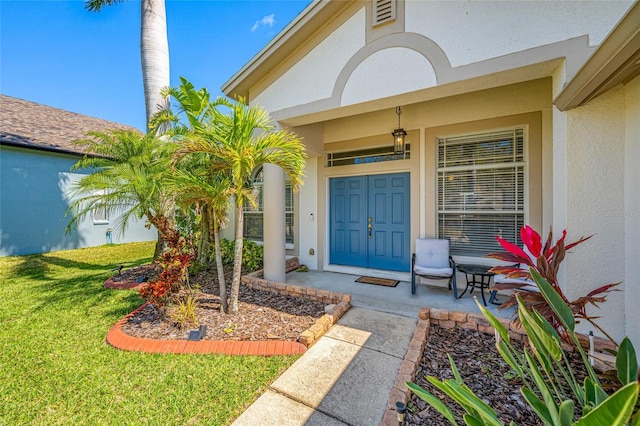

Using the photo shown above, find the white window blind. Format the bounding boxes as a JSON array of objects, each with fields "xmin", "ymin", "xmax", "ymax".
[
  {"xmin": 243, "ymin": 167, "xmax": 294, "ymax": 245},
  {"xmin": 437, "ymin": 129, "xmax": 525, "ymax": 257}
]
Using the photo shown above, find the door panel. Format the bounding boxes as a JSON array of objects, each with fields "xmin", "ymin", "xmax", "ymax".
[
  {"xmin": 329, "ymin": 176, "xmax": 367, "ymax": 267},
  {"xmin": 330, "ymin": 173, "xmax": 410, "ymax": 272},
  {"xmin": 367, "ymin": 173, "xmax": 410, "ymax": 271}
]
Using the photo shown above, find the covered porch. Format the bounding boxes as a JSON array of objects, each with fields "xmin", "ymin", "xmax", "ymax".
[{"xmin": 283, "ymin": 268, "xmax": 515, "ymax": 320}]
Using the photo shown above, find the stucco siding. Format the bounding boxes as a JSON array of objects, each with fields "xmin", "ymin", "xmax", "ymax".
[
  {"xmin": 405, "ymin": 1, "xmax": 633, "ymax": 69},
  {"xmin": 314, "ymin": 80, "xmax": 550, "ymax": 271},
  {"xmin": 253, "ymin": 8, "xmax": 366, "ymax": 113},
  {"xmin": 0, "ymin": 146, "xmax": 156, "ymax": 256},
  {"xmin": 341, "ymin": 47, "xmax": 437, "ymax": 106},
  {"xmin": 624, "ymin": 76, "xmax": 640, "ymax": 351},
  {"xmin": 566, "ymin": 86, "xmax": 626, "ymax": 341}
]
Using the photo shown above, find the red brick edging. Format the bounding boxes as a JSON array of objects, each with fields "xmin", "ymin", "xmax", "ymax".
[
  {"xmin": 105, "ymin": 257, "xmax": 352, "ymax": 356},
  {"xmin": 106, "ymin": 304, "xmax": 308, "ymax": 356},
  {"xmin": 103, "ymin": 277, "xmax": 147, "ymax": 290}
]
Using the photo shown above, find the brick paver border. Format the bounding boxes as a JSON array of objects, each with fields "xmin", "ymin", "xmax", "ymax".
[
  {"xmin": 105, "ymin": 257, "xmax": 352, "ymax": 356},
  {"xmin": 380, "ymin": 307, "xmax": 617, "ymax": 425},
  {"xmin": 103, "ymin": 277, "xmax": 147, "ymax": 290}
]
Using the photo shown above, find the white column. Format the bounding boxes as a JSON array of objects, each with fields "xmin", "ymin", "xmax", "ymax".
[{"xmin": 263, "ymin": 163, "xmax": 286, "ymax": 282}]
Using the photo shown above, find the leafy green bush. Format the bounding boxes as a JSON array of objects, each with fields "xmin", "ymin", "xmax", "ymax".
[{"xmin": 214, "ymin": 238, "xmax": 263, "ymax": 272}]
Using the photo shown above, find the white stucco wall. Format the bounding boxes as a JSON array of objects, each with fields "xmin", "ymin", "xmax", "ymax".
[
  {"xmin": 405, "ymin": 1, "xmax": 633, "ymax": 68},
  {"xmin": 624, "ymin": 76, "xmax": 640, "ymax": 353},
  {"xmin": 297, "ymin": 156, "xmax": 319, "ymax": 270},
  {"xmin": 565, "ymin": 86, "xmax": 627, "ymax": 342},
  {"xmin": 341, "ymin": 47, "xmax": 437, "ymax": 106},
  {"xmin": 253, "ymin": 8, "xmax": 366, "ymax": 113}
]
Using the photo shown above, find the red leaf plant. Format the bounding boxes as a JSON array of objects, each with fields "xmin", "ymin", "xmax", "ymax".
[
  {"xmin": 139, "ymin": 217, "xmax": 193, "ymax": 315},
  {"xmin": 488, "ymin": 225, "xmax": 620, "ymax": 345}
]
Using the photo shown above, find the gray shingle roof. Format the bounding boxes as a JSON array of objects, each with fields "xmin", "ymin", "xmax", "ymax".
[{"xmin": 0, "ymin": 94, "xmax": 139, "ymax": 156}]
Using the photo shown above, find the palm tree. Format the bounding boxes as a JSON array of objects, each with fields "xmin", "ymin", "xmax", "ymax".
[
  {"xmin": 85, "ymin": 0, "xmax": 170, "ymax": 133},
  {"xmin": 180, "ymin": 98, "xmax": 307, "ymax": 314},
  {"xmin": 66, "ymin": 129, "xmax": 174, "ymax": 259},
  {"xmin": 167, "ymin": 166, "xmax": 232, "ymax": 312},
  {"xmin": 155, "ymin": 78, "xmax": 233, "ymax": 311}
]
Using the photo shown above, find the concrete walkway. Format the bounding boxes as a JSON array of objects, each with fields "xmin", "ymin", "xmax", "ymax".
[
  {"xmin": 233, "ymin": 271, "xmax": 515, "ymax": 425},
  {"xmin": 232, "ymin": 307, "xmax": 416, "ymax": 426}
]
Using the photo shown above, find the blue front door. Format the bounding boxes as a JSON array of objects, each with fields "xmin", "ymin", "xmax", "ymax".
[{"xmin": 329, "ymin": 173, "xmax": 410, "ymax": 272}]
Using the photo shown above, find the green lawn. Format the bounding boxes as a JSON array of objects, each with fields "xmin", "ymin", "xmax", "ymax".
[{"xmin": 0, "ymin": 242, "xmax": 297, "ymax": 425}]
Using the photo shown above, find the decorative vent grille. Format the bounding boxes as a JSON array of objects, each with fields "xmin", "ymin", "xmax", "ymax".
[{"xmin": 373, "ymin": 0, "xmax": 395, "ymax": 26}]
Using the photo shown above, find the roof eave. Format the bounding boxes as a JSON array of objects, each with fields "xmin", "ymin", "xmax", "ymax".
[
  {"xmin": 554, "ymin": 1, "xmax": 640, "ymax": 111},
  {"xmin": 0, "ymin": 140, "xmax": 85, "ymax": 157},
  {"xmin": 221, "ymin": 0, "xmax": 356, "ymax": 100}
]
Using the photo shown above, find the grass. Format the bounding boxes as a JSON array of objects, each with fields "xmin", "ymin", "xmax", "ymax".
[{"xmin": 0, "ymin": 242, "xmax": 298, "ymax": 425}]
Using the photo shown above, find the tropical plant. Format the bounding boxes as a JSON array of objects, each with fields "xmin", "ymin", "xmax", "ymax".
[
  {"xmin": 488, "ymin": 225, "xmax": 619, "ymax": 344},
  {"xmin": 190, "ymin": 97, "xmax": 306, "ymax": 314},
  {"xmin": 139, "ymin": 216, "xmax": 192, "ymax": 313},
  {"xmin": 408, "ymin": 271, "xmax": 640, "ymax": 425},
  {"xmin": 65, "ymin": 129, "xmax": 175, "ymax": 259},
  {"xmin": 85, "ymin": 0, "xmax": 170, "ymax": 133},
  {"xmin": 169, "ymin": 294, "xmax": 199, "ymax": 331},
  {"xmin": 159, "ymin": 78, "xmax": 307, "ymax": 314},
  {"xmin": 152, "ymin": 77, "xmax": 233, "ymax": 312},
  {"xmin": 215, "ymin": 238, "xmax": 264, "ymax": 272}
]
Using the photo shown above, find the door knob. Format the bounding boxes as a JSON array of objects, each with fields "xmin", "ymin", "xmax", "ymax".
[{"xmin": 368, "ymin": 223, "xmax": 372, "ymax": 238}]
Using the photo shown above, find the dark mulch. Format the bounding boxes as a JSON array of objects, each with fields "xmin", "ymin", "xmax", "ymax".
[
  {"xmin": 110, "ymin": 264, "xmax": 161, "ymax": 283},
  {"xmin": 407, "ymin": 325, "xmax": 594, "ymax": 425},
  {"xmin": 119, "ymin": 265, "xmax": 326, "ymax": 342}
]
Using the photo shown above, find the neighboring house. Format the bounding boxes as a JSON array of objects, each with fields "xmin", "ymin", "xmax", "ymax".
[
  {"xmin": 222, "ymin": 0, "xmax": 639, "ymax": 349},
  {"xmin": 0, "ymin": 95, "xmax": 157, "ymax": 256}
]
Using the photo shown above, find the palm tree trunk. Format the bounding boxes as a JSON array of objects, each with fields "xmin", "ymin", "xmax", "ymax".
[
  {"xmin": 227, "ymin": 202, "xmax": 244, "ymax": 314},
  {"xmin": 153, "ymin": 235, "xmax": 164, "ymax": 260},
  {"xmin": 196, "ymin": 207, "xmax": 211, "ymax": 264},
  {"xmin": 140, "ymin": 0, "xmax": 170, "ymax": 133},
  {"xmin": 212, "ymin": 210, "xmax": 228, "ymax": 313}
]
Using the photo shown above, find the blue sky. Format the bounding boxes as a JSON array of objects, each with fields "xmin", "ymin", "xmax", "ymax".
[{"xmin": 1, "ymin": 0, "xmax": 312, "ymax": 131}]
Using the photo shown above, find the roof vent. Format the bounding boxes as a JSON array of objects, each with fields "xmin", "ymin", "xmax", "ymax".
[{"xmin": 373, "ymin": 0, "xmax": 396, "ymax": 26}]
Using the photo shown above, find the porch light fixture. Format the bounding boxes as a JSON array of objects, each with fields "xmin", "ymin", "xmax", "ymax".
[{"xmin": 392, "ymin": 106, "xmax": 407, "ymax": 154}]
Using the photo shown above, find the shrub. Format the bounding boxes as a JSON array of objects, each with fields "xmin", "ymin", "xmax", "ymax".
[
  {"xmin": 488, "ymin": 225, "xmax": 619, "ymax": 345},
  {"xmin": 169, "ymin": 294, "xmax": 199, "ymax": 331},
  {"xmin": 140, "ymin": 218, "xmax": 193, "ymax": 313},
  {"xmin": 408, "ymin": 273, "xmax": 639, "ymax": 425},
  {"xmin": 213, "ymin": 238, "xmax": 263, "ymax": 272}
]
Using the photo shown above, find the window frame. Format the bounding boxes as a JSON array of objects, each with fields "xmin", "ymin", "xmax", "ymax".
[
  {"xmin": 92, "ymin": 190, "xmax": 109, "ymax": 225},
  {"xmin": 436, "ymin": 127, "xmax": 527, "ymax": 258},
  {"xmin": 243, "ymin": 167, "xmax": 295, "ymax": 249}
]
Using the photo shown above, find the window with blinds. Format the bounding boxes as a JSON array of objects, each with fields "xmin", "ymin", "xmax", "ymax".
[
  {"xmin": 437, "ymin": 129, "xmax": 525, "ymax": 257},
  {"xmin": 243, "ymin": 167, "xmax": 294, "ymax": 245}
]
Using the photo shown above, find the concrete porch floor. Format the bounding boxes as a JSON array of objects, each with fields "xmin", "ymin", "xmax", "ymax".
[{"xmin": 284, "ymin": 269, "xmax": 516, "ymax": 320}]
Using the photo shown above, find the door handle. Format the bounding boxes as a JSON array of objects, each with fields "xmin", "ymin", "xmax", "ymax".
[{"xmin": 368, "ymin": 223, "xmax": 372, "ymax": 238}]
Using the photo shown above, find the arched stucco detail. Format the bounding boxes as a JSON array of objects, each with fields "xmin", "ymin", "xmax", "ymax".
[
  {"xmin": 341, "ymin": 47, "xmax": 437, "ymax": 106},
  {"xmin": 332, "ymin": 32, "xmax": 452, "ymax": 105}
]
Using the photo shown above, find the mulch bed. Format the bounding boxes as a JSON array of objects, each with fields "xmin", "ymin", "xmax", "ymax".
[
  {"xmin": 406, "ymin": 325, "xmax": 594, "ymax": 425},
  {"xmin": 110, "ymin": 263, "xmax": 162, "ymax": 283},
  {"xmin": 118, "ymin": 266, "xmax": 326, "ymax": 342}
]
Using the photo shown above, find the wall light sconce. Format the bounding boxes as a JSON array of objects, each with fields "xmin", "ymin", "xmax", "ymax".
[{"xmin": 392, "ymin": 106, "xmax": 407, "ymax": 154}]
